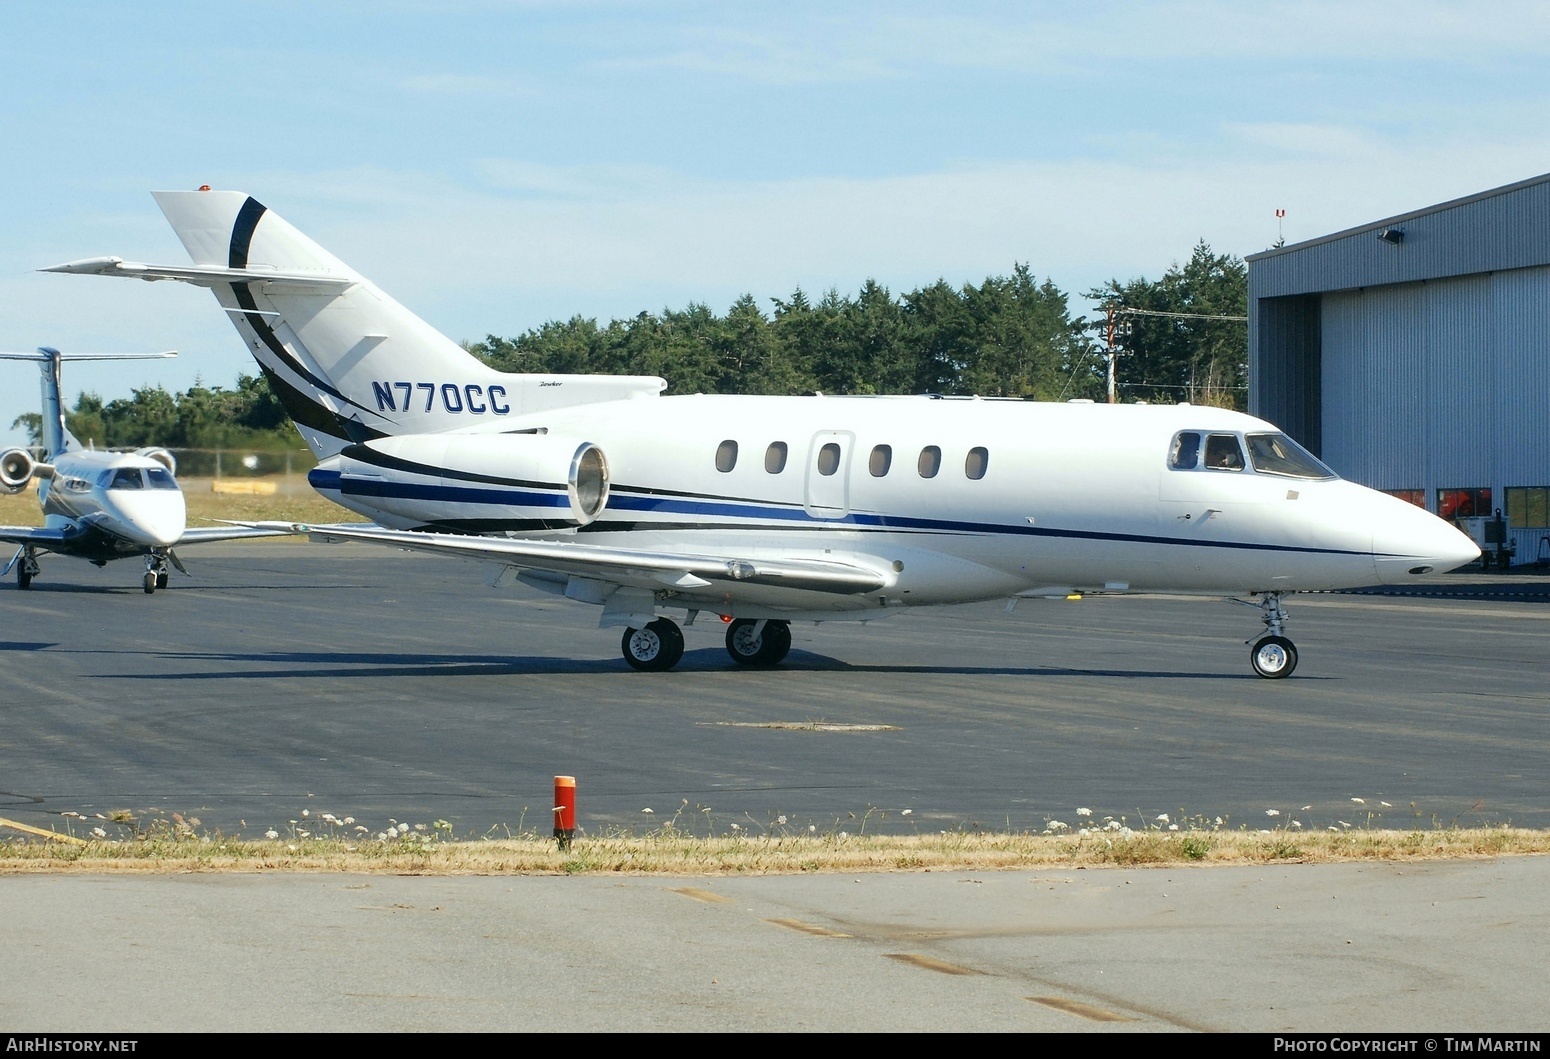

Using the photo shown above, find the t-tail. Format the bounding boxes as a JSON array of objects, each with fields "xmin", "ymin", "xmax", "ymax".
[{"xmin": 45, "ymin": 189, "xmax": 666, "ymax": 459}]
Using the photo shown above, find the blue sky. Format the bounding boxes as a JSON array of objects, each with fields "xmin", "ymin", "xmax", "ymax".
[{"xmin": 3, "ymin": 1, "xmax": 1549, "ymax": 446}]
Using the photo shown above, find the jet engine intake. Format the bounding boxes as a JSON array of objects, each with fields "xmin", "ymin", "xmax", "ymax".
[
  {"xmin": 0, "ymin": 447, "xmax": 40, "ymax": 493},
  {"xmin": 134, "ymin": 447, "xmax": 177, "ymax": 475},
  {"xmin": 342, "ymin": 432, "xmax": 611, "ymax": 526}
]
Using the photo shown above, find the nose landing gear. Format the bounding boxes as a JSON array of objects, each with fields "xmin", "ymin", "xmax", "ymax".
[
  {"xmin": 11, "ymin": 546, "xmax": 40, "ymax": 589},
  {"xmin": 1235, "ymin": 593, "xmax": 1298, "ymax": 679},
  {"xmin": 144, "ymin": 552, "xmax": 171, "ymax": 594}
]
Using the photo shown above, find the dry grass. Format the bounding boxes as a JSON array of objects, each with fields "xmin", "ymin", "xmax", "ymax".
[{"xmin": 3, "ymin": 823, "xmax": 1546, "ymax": 876}]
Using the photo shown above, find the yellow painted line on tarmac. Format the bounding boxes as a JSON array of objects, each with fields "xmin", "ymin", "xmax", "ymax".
[
  {"xmin": 884, "ymin": 953, "xmax": 983, "ymax": 976},
  {"xmin": 1027, "ymin": 995, "xmax": 1134, "ymax": 1022},
  {"xmin": 0, "ymin": 817, "xmax": 88, "ymax": 844},
  {"xmin": 766, "ymin": 918, "xmax": 852, "ymax": 938}
]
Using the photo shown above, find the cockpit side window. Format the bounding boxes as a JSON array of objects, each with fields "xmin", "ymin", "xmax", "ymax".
[
  {"xmin": 1203, "ymin": 433, "xmax": 1245, "ymax": 471},
  {"xmin": 1246, "ymin": 433, "xmax": 1337, "ymax": 480},
  {"xmin": 1169, "ymin": 431, "xmax": 1201, "ymax": 470},
  {"xmin": 145, "ymin": 467, "xmax": 179, "ymax": 490},
  {"xmin": 107, "ymin": 467, "xmax": 145, "ymax": 490}
]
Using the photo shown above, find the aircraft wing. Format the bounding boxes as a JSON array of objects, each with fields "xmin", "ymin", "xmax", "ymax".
[
  {"xmin": 0, "ymin": 526, "xmax": 74, "ymax": 548},
  {"xmin": 230, "ymin": 521, "xmax": 889, "ymax": 596},
  {"xmin": 176, "ymin": 523, "xmax": 302, "ymax": 546}
]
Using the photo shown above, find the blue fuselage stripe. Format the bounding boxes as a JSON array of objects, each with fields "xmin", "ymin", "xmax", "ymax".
[{"xmin": 311, "ymin": 467, "xmax": 1369, "ymax": 558}]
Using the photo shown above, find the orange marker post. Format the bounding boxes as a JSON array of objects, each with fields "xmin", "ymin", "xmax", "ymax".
[{"xmin": 553, "ymin": 775, "xmax": 576, "ymax": 851}]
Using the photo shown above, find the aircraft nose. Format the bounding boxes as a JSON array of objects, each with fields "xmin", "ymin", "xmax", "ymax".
[
  {"xmin": 1372, "ymin": 502, "xmax": 1481, "ymax": 584},
  {"xmin": 107, "ymin": 492, "xmax": 187, "ymax": 548}
]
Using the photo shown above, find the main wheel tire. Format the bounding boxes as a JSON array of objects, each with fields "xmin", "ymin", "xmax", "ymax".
[
  {"xmin": 1250, "ymin": 635, "xmax": 1297, "ymax": 679},
  {"xmin": 155, "ymin": 571, "xmax": 169, "ymax": 589},
  {"xmin": 725, "ymin": 619, "xmax": 792, "ymax": 666},
  {"xmin": 143, "ymin": 571, "xmax": 157, "ymax": 594},
  {"xmin": 17, "ymin": 568, "xmax": 31, "ymax": 590},
  {"xmin": 621, "ymin": 618, "xmax": 684, "ymax": 672}
]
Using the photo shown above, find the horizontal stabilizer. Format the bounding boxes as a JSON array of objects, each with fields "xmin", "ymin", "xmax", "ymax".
[{"xmin": 41, "ymin": 256, "xmax": 354, "ymax": 291}]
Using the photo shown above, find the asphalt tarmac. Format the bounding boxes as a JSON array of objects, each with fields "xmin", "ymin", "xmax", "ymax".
[{"xmin": 1, "ymin": 544, "xmax": 1547, "ymax": 1034}]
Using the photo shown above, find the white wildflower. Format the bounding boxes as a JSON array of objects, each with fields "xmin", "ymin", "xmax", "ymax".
[
  {"xmin": 730, "ymin": 823, "xmax": 741, "ymax": 831},
  {"xmin": 777, "ymin": 815, "xmax": 787, "ymax": 825},
  {"xmin": 1291, "ymin": 820, "xmax": 1303, "ymax": 829},
  {"xmin": 354, "ymin": 826, "xmax": 367, "ymax": 833},
  {"xmin": 322, "ymin": 813, "xmax": 337, "ymax": 823},
  {"xmin": 1338, "ymin": 821, "xmax": 1351, "ymax": 829},
  {"xmin": 302, "ymin": 810, "xmax": 310, "ymax": 817},
  {"xmin": 264, "ymin": 830, "xmax": 279, "ymax": 840},
  {"xmin": 1266, "ymin": 809, "xmax": 1280, "ymax": 817},
  {"xmin": 1380, "ymin": 802, "xmax": 1392, "ymax": 808},
  {"xmin": 641, "ymin": 808, "xmax": 654, "ymax": 814},
  {"xmin": 809, "ymin": 825, "xmax": 816, "ymax": 833},
  {"xmin": 901, "ymin": 809, "xmax": 912, "ymax": 816},
  {"xmin": 286, "ymin": 844, "xmax": 297, "ymax": 852},
  {"xmin": 297, "ymin": 830, "xmax": 310, "ymax": 838},
  {"xmin": 839, "ymin": 831, "xmax": 848, "ymax": 839},
  {"xmin": 92, "ymin": 827, "xmax": 107, "ymax": 838},
  {"xmin": 343, "ymin": 817, "xmax": 355, "ymax": 825},
  {"xmin": 1076, "ymin": 807, "xmax": 1091, "ymax": 817},
  {"xmin": 1046, "ymin": 820, "xmax": 1068, "ymax": 831},
  {"xmin": 376, "ymin": 832, "xmax": 388, "ymax": 841},
  {"xmin": 1168, "ymin": 824, "xmax": 1179, "ymax": 831},
  {"xmin": 1156, "ymin": 814, "xmax": 1170, "ymax": 824},
  {"xmin": 414, "ymin": 823, "xmax": 426, "ymax": 831},
  {"xmin": 1214, "ymin": 817, "xmax": 1223, "ymax": 826},
  {"xmin": 1301, "ymin": 805, "xmax": 1313, "ymax": 811},
  {"xmin": 1351, "ymin": 798, "xmax": 1365, "ymax": 805}
]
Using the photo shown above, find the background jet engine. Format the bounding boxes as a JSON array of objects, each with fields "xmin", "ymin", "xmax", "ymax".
[
  {"xmin": 335, "ymin": 432, "xmax": 610, "ymax": 528},
  {"xmin": 0, "ymin": 447, "xmax": 45, "ymax": 493},
  {"xmin": 134, "ymin": 447, "xmax": 177, "ymax": 475}
]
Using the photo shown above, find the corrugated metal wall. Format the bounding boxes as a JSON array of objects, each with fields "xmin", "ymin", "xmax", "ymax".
[{"xmin": 1318, "ymin": 267, "xmax": 1550, "ymax": 536}]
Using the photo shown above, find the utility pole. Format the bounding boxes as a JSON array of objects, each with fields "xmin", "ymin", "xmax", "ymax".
[{"xmin": 1101, "ymin": 306, "xmax": 1132, "ymax": 404}]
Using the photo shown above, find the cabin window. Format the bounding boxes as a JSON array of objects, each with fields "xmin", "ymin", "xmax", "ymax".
[
  {"xmin": 817, "ymin": 442, "xmax": 841, "ymax": 476},
  {"xmin": 145, "ymin": 467, "xmax": 179, "ymax": 490},
  {"xmin": 869, "ymin": 445, "xmax": 892, "ymax": 477},
  {"xmin": 764, "ymin": 442, "xmax": 788, "ymax": 474},
  {"xmin": 965, "ymin": 446, "xmax": 989, "ymax": 480},
  {"xmin": 107, "ymin": 468, "xmax": 145, "ymax": 490},
  {"xmin": 1169, "ymin": 431, "xmax": 1201, "ymax": 470},
  {"xmin": 1246, "ymin": 433, "xmax": 1335, "ymax": 480},
  {"xmin": 715, "ymin": 440, "xmax": 738, "ymax": 473},
  {"xmin": 918, "ymin": 445, "xmax": 941, "ymax": 478},
  {"xmin": 1203, "ymin": 433, "xmax": 1245, "ymax": 471}
]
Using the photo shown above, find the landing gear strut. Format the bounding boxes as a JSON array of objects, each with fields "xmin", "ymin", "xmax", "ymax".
[
  {"xmin": 12, "ymin": 546, "xmax": 39, "ymax": 590},
  {"xmin": 725, "ymin": 619, "xmax": 792, "ymax": 666},
  {"xmin": 1240, "ymin": 593, "xmax": 1297, "ymax": 679},
  {"xmin": 144, "ymin": 552, "xmax": 171, "ymax": 594},
  {"xmin": 621, "ymin": 618, "xmax": 685, "ymax": 672}
]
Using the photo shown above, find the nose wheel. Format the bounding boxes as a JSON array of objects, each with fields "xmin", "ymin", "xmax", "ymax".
[
  {"xmin": 144, "ymin": 552, "xmax": 171, "ymax": 594},
  {"xmin": 12, "ymin": 546, "xmax": 39, "ymax": 589},
  {"xmin": 1234, "ymin": 593, "xmax": 1299, "ymax": 679}
]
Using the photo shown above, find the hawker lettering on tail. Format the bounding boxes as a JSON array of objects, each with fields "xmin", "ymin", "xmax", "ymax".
[{"xmin": 47, "ymin": 189, "xmax": 1480, "ymax": 672}]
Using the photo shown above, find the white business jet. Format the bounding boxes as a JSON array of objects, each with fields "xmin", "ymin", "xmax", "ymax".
[
  {"xmin": 0, "ymin": 347, "xmax": 287, "ymax": 592},
  {"xmin": 46, "ymin": 189, "xmax": 1479, "ymax": 673}
]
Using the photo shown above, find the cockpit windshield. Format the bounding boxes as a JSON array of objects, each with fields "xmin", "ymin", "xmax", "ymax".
[
  {"xmin": 145, "ymin": 467, "xmax": 179, "ymax": 490},
  {"xmin": 104, "ymin": 467, "xmax": 145, "ymax": 490},
  {"xmin": 1246, "ymin": 433, "xmax": 1336, "ymax": 480}
]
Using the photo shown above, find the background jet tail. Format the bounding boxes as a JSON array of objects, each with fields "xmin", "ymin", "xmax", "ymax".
[
  {"xmin": 0, "ymin": 348, "xmax": 175, "ymax": 460},
  {"xmin": 147, "ymin": 190, "xmax": 665, "ymax": 459}
]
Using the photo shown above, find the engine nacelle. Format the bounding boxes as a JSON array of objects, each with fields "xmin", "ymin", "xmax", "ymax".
[
  {"xmin": 134, "ymin": 447, "xmax": 177, "ymax": 475},
  {"xmin": 0, "ymin": 447, "xmax": 42, "ymax": 494},
  {"xmin": 338, "ymin": 432, "xmax": 610, "ymax": 527}
]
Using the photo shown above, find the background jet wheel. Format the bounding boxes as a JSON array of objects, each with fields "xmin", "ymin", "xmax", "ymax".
[
  {"xmin": 143, "ymin": 571, "xmax": 157, "ymax": 594},
  {"xmin": 621, "ymin": 618, "xmax": 684, "ymax": 672},
  {"xmin": 17, "ymin": 569, "xmax": 31, "ymax": 589},
  {"xmin": 156, "ymin": 571, "xmax": 169, "ymax": 589},
  {"xmin": 1250, "ymin": 635, "xmax": 1297, "ymax": 679},
  {"xmin": 725, "ymin": 619, "xmax": 792, "ymax": 666}
]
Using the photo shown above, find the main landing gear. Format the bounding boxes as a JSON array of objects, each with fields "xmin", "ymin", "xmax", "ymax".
[
  {"xmin": 13, "ymin": 546, "xmax": 40, "ymax": 590},
  {"xmin": 1241, "ymin": 593, "xmax": 1297, "ymax": 679},
  {"xmin": 618, "ymin": 616, "xmax": 794, "ymax": 672},
  {"xmin": 143, "ymin": 552, "xmax": 171, "ymax": 594}
]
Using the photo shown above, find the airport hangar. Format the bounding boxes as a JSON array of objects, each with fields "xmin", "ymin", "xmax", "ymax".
[{"xmin": 1247, "ymin": 171, "xmax": 1550, "ymax": 569}]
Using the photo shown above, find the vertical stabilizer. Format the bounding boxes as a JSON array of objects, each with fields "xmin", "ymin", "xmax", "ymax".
[{"xmin": 141, "ymin": 190, "xmax": 667, "ymax": 459}]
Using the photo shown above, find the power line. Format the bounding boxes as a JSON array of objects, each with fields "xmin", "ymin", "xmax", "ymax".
[{"xmin": 1114, "ymin": 307, "xmax": 1247, "ymax": 322}]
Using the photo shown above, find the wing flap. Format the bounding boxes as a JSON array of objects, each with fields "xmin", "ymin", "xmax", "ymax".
[{"xmin": 230, "ymin": 521, "xmax": 890, "ymax": 595}]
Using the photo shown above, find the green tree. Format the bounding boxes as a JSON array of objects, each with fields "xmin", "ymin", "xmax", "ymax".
[{"xmin": 1087, "ymin": 242, "xmax": 1248, "ymax": 409}]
